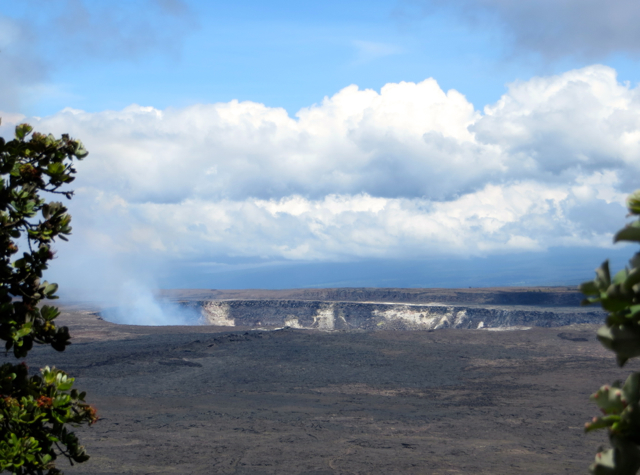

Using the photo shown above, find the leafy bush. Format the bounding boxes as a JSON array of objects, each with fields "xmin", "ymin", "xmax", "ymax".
[
  {"xmin": 0, "ymin": 124, "xmax": 96, "ymax": 475},
  {"xmin": 582, "ymin": 189, "xmax": 640, "ymax": 474}
]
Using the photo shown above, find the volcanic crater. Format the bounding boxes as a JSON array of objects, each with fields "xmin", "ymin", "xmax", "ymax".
[{"xmin": 12, "ymin": 287, "xmax": 631, "ymax": 474}]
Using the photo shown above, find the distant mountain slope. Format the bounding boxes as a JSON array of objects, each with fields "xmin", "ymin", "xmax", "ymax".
[{"xmin": 159, "ymin": 286, "xmax": 584, "ymax": 307}]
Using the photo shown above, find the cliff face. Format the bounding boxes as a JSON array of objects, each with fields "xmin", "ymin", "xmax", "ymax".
[
  {"xmin": 163, "ymin": 286, "xmax": 584, "ymax": 306},
  {"xmin": 188, "ymin": 300, "xmax": 604, "ymax": 330}
]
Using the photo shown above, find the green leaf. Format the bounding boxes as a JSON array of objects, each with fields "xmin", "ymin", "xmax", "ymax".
[
  {"xmin": 601, "ymin": 296, "xmax": 631, "ymax": 313},
  {"xmin": 597, "ymin": 260, "xmax": 612, "ymax": 287},
  {"xmin": 47, "ymin": 163, "xmax": 65, "ymax": 175},
  {"xmin": 613, "ymin": 269, "xmax": 628, "ymax": 285},
  {"xmin": 590, "ymin": 438, "xmax": 640, "ymax": 475},
  {"xmin": 9, "ymin": 162, "xmax": 20, "ymax": 177},
  {"xmin": 627, "ymin": 190, "xmax": 640, "ymax": 215},
  {"xmin": 597, "ymin": 325, "xmax": 640, "ymax": 366},
  {"xmin": 580, "ymin": 280, "xmax": 600, "ymax": 295},
  {"xmin": 44, "ymin": 283, "xmax": 58, "ymax": 297},
  {"xmin": 74, "ymin": 140, "xmax": 89, "ymax": 159},
  {"xmin": 15, "ymin": 322, "xmax": 32, "ymax": 339},
  {"xmin": 624, "ymin": 268, "xmax": 640, "ymax": 290},
  {"xmin": 586, "ymin": 417, "xmax": 617, "ymax": 433},
  {"xmin": 40, "ymin": 305, "xmax": 60, "ymax": 321},
  {"xmin": 614, "ymin": 224, "xmax": 640, "ymax": 244},
  {"xmin": 623, "ymin": 373, "xmax": 640, "ymax": 404},
  {"xmin": 15, "ymin": 124, "xmax": 33, "ymax": 140}
]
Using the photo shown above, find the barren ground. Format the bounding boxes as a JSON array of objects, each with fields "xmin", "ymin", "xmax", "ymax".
[{"xmin": 6, "ymin": 297, "xmax": 634, "ymax": 475}]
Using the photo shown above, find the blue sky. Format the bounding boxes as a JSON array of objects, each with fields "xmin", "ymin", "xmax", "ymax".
[
  {"xmin": 2, "ymin": 0, "xmax": 640, "ymax": 291},
  {"xmin": 7, "ymin": 0, "xmax": 640, "ymax": 116}
]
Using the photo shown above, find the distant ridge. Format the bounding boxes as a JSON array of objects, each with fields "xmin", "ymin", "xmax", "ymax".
[{"xmin": 158, "ymin": 286, "xmax": 583, "ymax": 307}]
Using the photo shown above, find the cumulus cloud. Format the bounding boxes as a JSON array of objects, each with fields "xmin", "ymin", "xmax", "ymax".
[
  {"xmin": 412, "ymin": 0, "xmax": 640, "ymax": 60},
  {"xmin": 475, "ymin": 66, "xmax": 640, "ymax": 188},
  {"xmin": 1, "ymin": 65, "xmax": 636, "ymax": 283},
  {"xmin": 67, "ymin": 178, "xmax": 622, "ymax": 264},
  {"xmin": 26, "ymin": 79, "xmax": 484, "ymax": 203}
]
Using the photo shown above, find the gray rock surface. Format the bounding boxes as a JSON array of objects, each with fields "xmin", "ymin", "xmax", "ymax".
[
  {"xmin": 187, "ymin": 300, "xmax": 605, "ymax": 330},
  {"xmin": 28, "ymin": 290, "xmax": 613, "ymax": 474},
  {"xmin": 15, "ymin": 307, "xmax": 627, "ymax": 475}
]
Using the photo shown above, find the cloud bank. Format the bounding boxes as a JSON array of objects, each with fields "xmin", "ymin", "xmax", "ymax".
[
  {"xmin": 1, "ymin": 65, "xmax": 636, "ymax": 288},
  {"xmin": 415, "ymin": 0, "xmax": 640, "ymax": 60}
]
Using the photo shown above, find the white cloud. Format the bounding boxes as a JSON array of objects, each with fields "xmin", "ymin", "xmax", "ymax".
[
  {"xmin": 22, "ymin": 79, "xmax": 485, "ymax": 203},
  {"xmin": 475, "ymin": 66, "xmax": 640, "ymax": 188},
  {"xmin": 1, "ymin": 65, "xmax": 636, "ymax": 272}
]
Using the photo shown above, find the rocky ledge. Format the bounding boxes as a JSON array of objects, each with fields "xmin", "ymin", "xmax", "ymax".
[{"xmin": 182, "ymin": 299, "xmax": 605, "ymax": 330}]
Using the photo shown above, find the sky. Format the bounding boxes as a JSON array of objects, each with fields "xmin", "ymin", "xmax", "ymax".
[{"xmin": 1, "ymin": 0, "xmax": 640, "ymax": 292}]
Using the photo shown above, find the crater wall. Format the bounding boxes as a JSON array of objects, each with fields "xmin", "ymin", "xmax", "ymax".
[
  {"xmin": 164, "ymin": 286, "xmax": 583, "ymax": 306},
  {"xmin": 185, "ymin": 300, "xmax": 605, "ymax": 330}
]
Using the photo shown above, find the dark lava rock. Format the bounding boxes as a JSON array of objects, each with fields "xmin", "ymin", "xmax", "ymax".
[
  {"xmin": 8, "ymin": 307, "xmax": 628, "ymax": 475},
  {"xmin": 558, "ymin": 332, "xmax": 590, "ymax": 342}
]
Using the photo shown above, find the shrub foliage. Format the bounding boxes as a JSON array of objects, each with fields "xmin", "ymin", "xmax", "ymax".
[
  {"xmin": 582, "ymin": 190, "xmax": 640, "ymax": 474},
  {"xmin": 0, "ymin": 124, "xmax": 96, "ymax": 475}
]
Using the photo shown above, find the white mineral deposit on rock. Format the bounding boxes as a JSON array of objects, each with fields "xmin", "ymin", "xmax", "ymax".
[
  {"xmin": 372, "ymin": 305, "xmax": 472, "ymax": 330},
  {"xmin": 454, "ymin": 309, "xmax": 468, "ymax": 326},
  {"xmin": 434, "ymin": 308, "xmax": 455, "ymax": 329},
  {"xmin": 191, "ymin": 298, "xmax": 604, "ymax": 331},
  {"xmin": 284, "ymin": 316, "xmax": 304, "ymax": 328},
  {"xmin": 202, "ymin": 302, "xmax": 235, "ymax": 326},
  {"xmin": 373, "ymin": 306, "xmax": 437, "ymax": 328},
  {"xmin": 312, "ymin": 305, "xmax": 335, "ymax": 330}
]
